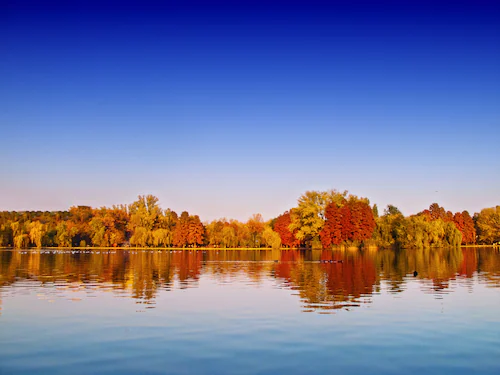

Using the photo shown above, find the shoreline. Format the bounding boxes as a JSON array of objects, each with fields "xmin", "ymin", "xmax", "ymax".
[{"xmin": 0, "ymin": 245, "xmax": 498, "ymax": 251}]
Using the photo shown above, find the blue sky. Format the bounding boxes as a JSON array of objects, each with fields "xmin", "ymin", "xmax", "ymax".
[{"xmin": 2, "ymin": 1, "xmax": 499, "ymax": 221}]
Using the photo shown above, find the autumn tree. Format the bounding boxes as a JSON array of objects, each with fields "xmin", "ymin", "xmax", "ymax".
[
  {"xmin": 69, "ymin": 206, "xmax": 93, "ymax": 247},
  {"xmin": 152, "ymin": 209, "xmax": 178, "ymax": 247},
  {"xmin": 273, "ymin": 211, "xmax": 300, "ymax": 247},
  {"xmin": 89, "ymin": 206, "xmax": 128, "ymax": 247},
  {"xmin": 384, "ymin": 205, "xmax": 402, "ymax": 216},
  {"xmin": 11, "ymin": 221, "xmax": 29, "ymax": 248},
  {"xmin": 0, "ymin": 223, "xmax": 13, "ymax": 247},
  {"xmin": 221, "ymin": 224, "xmax": 237, "ymax": 248},
  {"xmin": 129, "ymin": 195, "xmax": 162, "ymax": 247},
  {"xmin": 289, "ymin": 190, "xmax": 348, "ymax": 247},
  {"xmin": 320, "ymin": 203, "xmax": 343, "ymax": 247},
  {"xmin": 28, "ymin": 221, "xmax": 46, "ymax": 248},
  {"xmin": 453, "ymin": 211, "xmax": 476, "ymax": 245},
  {"xmin": 320, "ymin": 199, "xmax": 375, "ymax": 248},
  {"xmin": 173, "ymin": 211, "xmax": 190, "ymax": 247},
  {"xmin": 247, "ymin": 214, "xmax": 264, "ymax": 248},
  {"xmin": 55, "ymin": 221, "xmax": 77, "ymax": 247},
  {"xmin": 206, "ymin": 219, "xmax": 225, "ymax": 247},
  {"xmin": 475, "ymin": 206, "xmax": 500, "ymax": 244},
  {"xmin": 261, "ymin": 227, "xmax": 281, "ymax": 249},
  {"xmin": 393, "ymin": 216, "xmax": 462, "ymax": 249},
  {"xmin": 372, "ymin": 207, "xmax": 404, "ymax": 248},
  {"xmin": 187, "ymin": 215, "xmax": 205, "ymax": 247},
  {"xmin": 235, "ymin": 221, "xmax": 251, "ymax": 247}
]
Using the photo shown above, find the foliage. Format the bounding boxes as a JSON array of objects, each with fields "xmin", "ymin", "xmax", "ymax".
[
  {"xmin": 453, "ymin": 211, "xmax": 476, "ymax": 244},
  {"xmin": 246, "ymin": 214, "xmax": 264, "ymax": 248},
  {"xmin": 273, "ymin": 211, "xmax": 300, "ymax": 247},
  {"xmin": 289, "ymin": 190, "xmax": 349, "ymax": 246},
  {"xmin": 475, "ymin": 206, "xmax": 500, "ymax": 244},
  {"xmin": 384, "ymin": 204, "xmax": 402, "ymax": 216},
  {"xmin": 393, "ymin": 216, "xmax": 462, "ymax": 249},
  {"xmin": 261, "ymin": 227, "xmax": 282, "ymax": 249},
  {"xmin": 320, "ymin": 199, "xmax": 376, "ymax": 248},
  {"xmin": 0, "ymin": 192, "xmax": 497, "ymax": 250}
]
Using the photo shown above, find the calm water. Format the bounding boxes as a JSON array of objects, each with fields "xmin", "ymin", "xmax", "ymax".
[{"xmin": 0, "ymin": 247, "xmax": 499, "ymax": 375}]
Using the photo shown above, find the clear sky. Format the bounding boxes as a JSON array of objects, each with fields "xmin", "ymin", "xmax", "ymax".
[{"xmin": 2, "ymin": 0, "xmax": 499, "ymax": 221}]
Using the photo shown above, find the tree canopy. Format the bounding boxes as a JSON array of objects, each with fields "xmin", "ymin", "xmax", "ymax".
[{"xmin": 0, "ymin": 193, "xmax": 497, "ymax": 249}]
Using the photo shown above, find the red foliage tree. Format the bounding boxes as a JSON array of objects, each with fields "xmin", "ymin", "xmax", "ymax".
[
  {"xmin": 340, "ymin": 204, "xmax": 352, "ymax": 242},
  {"xmin": 349, "ymin": 201, "xmax": 376, "ymax": 241},
  {"xmin": 454, "ymin": 210, "xmax": 476, "ymax": 244},
  {"xmin": 427, "ymin": 203, "xmax": 453, "ymax": 223},
  {"xmin": 320, "ymin": 200, "xmax": 376, "ymax": 247},
  {"xmin": 173, "ymin": 211, "xmax": 190, "ymax": 247},
  {"xmin": 320, "ymin": 203, "xmax": 343, "ymax": 247},
  {"xmin": 274, "ymin": 211, "xmax": 300, "ymax": 247}
]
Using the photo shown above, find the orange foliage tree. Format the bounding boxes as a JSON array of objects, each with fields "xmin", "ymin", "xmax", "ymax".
[
  {"xmin": 320, "ymin": 200, "xmax": 375, "ymax": 247},
  {"xmin": 273, "ymin": 211, "xmax": 300, "ymax": 247}
]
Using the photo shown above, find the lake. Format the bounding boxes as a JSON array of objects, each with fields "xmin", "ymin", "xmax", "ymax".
[{"xmin": 0, "ymin": 247, "xmax": 499, "ymax": 375}]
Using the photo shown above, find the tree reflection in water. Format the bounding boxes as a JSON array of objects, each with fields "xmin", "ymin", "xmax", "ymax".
[{"xmin": 0, "ymin": 248, "xmax": 499, "ymax": 313}]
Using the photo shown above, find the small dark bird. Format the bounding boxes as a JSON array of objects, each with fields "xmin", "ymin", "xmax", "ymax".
[{"xmin": 413, "ymin": 271, "xmax": 418, "ymax": 277}]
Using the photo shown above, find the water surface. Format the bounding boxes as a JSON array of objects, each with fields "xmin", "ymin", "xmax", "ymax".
[{"xmin": 1, "ymin": 247, "xmax": 499, "ymax": 374}]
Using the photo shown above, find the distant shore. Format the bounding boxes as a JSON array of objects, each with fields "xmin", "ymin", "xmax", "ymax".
[{"xmin": 1, "ymin": 245, "xmax": 498, "ymax": 251}]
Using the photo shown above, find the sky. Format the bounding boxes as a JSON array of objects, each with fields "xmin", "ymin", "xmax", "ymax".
[{"xmin": 1, "ymin": 0, "xmax": 499, "ymax": 221}]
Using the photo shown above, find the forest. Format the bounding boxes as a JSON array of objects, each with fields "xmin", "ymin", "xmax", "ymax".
[{"xmin": 0, "ymin": 191, "xmax": 498, "ymax": 249}]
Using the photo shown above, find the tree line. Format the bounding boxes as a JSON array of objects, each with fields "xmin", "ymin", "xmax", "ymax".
[{"xmin": 0, "ymin": 191, "xmax": 499, "ymax": 249}]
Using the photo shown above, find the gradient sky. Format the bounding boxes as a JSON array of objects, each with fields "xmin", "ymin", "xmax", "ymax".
[{"xmin": 2, "ymin": 0, "xmax": 499, "ymax": 221}]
